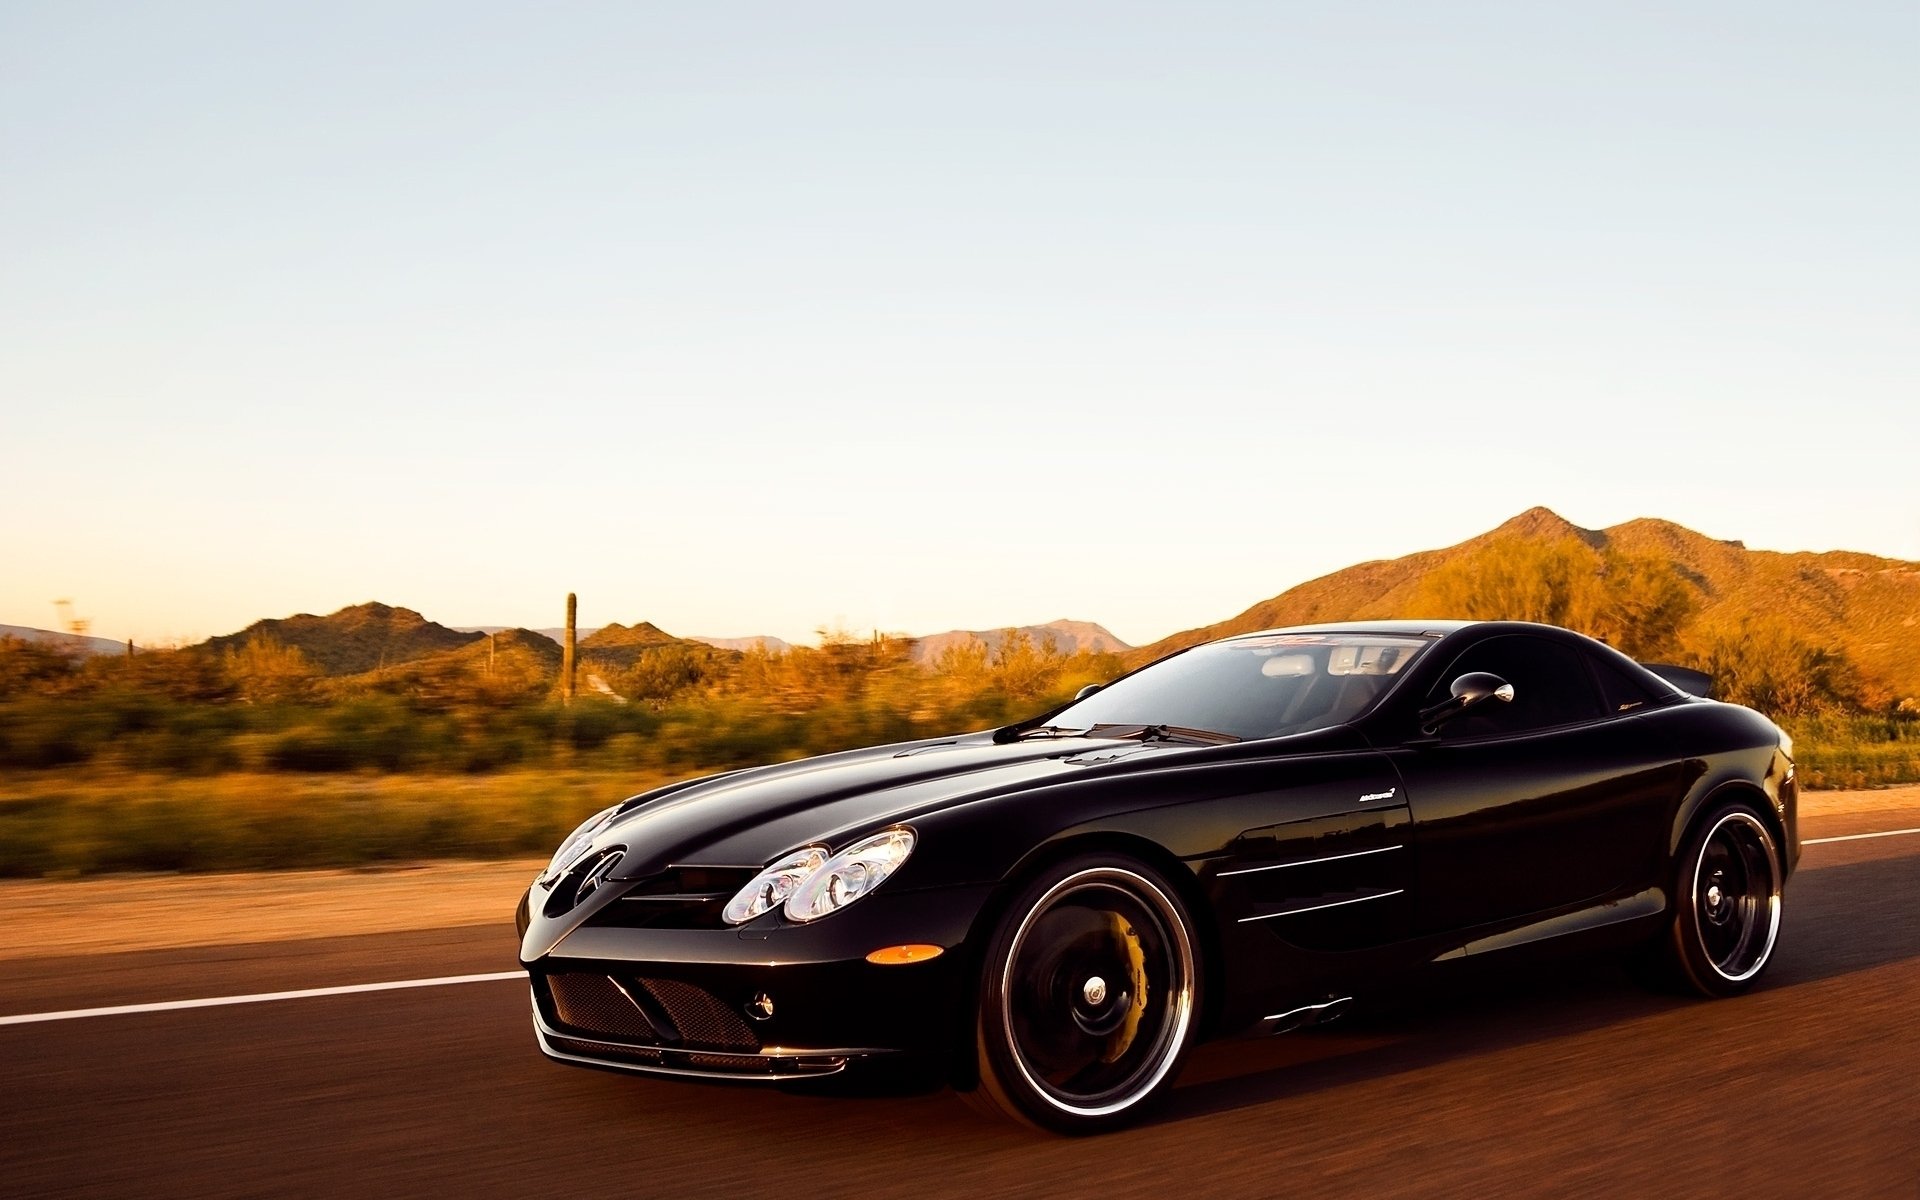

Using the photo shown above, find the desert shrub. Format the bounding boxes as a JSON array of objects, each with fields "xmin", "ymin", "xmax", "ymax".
[
  {"xmin": 260, "ymin": 698, "xmax": 457, "ymax": 772},
  {"xmin": 1682, "ymin": 618, "xmax": 1861, "ymax": 719},
  {"xmin": 1411, "ymin": 536, "xmax": 1694, "ymax": 658},
  {"xmin": 0, "ymin": 702, "xmax": 103, "ymax": 768}
]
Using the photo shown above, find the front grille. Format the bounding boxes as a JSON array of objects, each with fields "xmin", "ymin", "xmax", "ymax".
[
  {"xmin": 681, "ymin": 1050, "xmax": 786, "ymax": 1072},
  {"xmin": 547, "ymin": 1034, "xmax": 667, "ymax": 1067},
  {"xmin": 547, "ymin": 973, "xmax": 662, "ymax": 1041},
  {"xmin": 633, "ymin": 977, "xmax": 758, "ymax": 1050},
  {"xmin": 584, "ymin": 867, "xmax": 758, "ymax": 930},
  {"xmin": 541, "ymin": 972, "xmax": 758, "ymax": 1051}
]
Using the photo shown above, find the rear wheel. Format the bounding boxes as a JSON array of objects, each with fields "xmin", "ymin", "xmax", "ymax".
[
  {"xmin": 1642, "ymin": 803, "xmax": 1784, "ymax": 997},
  {"xmin": 964, "ymin": 854, "xmax": 1200, "ymax": 1134}
]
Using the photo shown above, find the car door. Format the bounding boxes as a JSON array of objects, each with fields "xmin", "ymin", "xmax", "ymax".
[
  {"xmin": 1387, "ymin": 633, "xmax": 1682, "ymax": 936},
  {"xmin": 1209, "ymin": 748, "xmax": 1414, "ymax": 952}
]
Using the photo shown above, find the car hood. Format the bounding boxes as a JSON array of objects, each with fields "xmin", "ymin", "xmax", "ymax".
[{"xmin": 586, "ymin": 733, "xmax": 1161, "ymax": 880}]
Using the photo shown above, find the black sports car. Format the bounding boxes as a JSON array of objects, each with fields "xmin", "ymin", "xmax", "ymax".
[{"xmin": 517, "ymin": 620, "xmax": 1796, "ymax": 1133}]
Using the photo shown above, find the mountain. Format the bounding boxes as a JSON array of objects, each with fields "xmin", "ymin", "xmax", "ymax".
[
  {"xmin": 0, "ymin": 624, "xmax": 127, "ymax": 656},
  {"xmin": 439, "ymin": 627, "xmax": 564, "ymax": 673},
  {"xmin": 325, "ymin": 627, "xmax": 567, "ymax": 701},
  {"xmin": 454, "ymin": 626, "xmax": 607, "ymax": 645},
  {"xmin": 202, "ymin": 603, "xmax": 484, "ymax": 676},
  {"xmin": 457, "ymin": 626, "xmax": 791, "ymax": 655},
  {"xmin": 580, "ymin": 621, "xmax": 681, "ymax": 649},
  {"xmin": 910, "ymin": 620, "xmax": 1132, "ymax": 664},
  {"xmin": 576, "ymin": 620, "xmax": 719, "ymax": 670},
  {"xmin": 1127, "ymin": 507, "xmax": 1920, "ymax": 700}
]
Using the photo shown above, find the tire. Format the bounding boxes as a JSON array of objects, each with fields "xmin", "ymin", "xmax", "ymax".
[
  {"xmin": 963, "ymin": 853, "xmax": 1201, "ymax": 1134},
  {"xmin": 1641, "ymin": 802, "xmax": 1785, "ymax": 997}
]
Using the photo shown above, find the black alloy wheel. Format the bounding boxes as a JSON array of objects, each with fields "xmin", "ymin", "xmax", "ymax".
[
  {"xmin": 965, "ymin": 854, "xmax": 1200, "ymax": 1134},
  {"xmin": 1646, "ymin": 802, "xmax": 1784, "ymax": 997}
]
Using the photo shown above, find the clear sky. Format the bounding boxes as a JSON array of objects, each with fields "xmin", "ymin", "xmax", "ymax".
[{"xmin": 3, "ymin": 2, "xmax": 1915, "ymax": 648}]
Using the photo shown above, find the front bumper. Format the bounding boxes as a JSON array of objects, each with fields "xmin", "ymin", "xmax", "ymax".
[
  {"xmin": 521, "ymin": 881, "xmax": 993, "ymax": 1081},
  {"xmin": 532, "ymin": 999, "xmax": 877, "ymax": 1081}
]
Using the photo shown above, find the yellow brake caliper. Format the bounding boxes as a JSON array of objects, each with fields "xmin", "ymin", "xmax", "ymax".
[{"xmin": 1100, "ymin": 912, "xmax": 1150, "ymax": 1063}]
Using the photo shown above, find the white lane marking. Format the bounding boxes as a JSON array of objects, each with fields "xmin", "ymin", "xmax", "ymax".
[
  {"xmin": 1805, "ymin": 827, "xmax": 1920, "ymax": 846},
  {"xmin": 0, "ymin": 970, "xmax": 524, "ymax": 1027}
]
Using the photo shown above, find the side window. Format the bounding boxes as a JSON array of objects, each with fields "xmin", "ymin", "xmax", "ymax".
[{"xmin": 1428, "ymin": 636, "xmax": 1606, "ymax": 739}]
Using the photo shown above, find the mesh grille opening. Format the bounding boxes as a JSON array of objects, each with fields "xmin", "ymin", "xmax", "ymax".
[
  {"xmin": 635, "ymin": 977, "xmax": 759, "ymax": 1051},
  {"xmin": 546, "ymin": 973, "xmax": 663, "ymax": 1041},
  {"xmin": 542, "ymin": 972, "xmax": 759, "ymax": 1051}
]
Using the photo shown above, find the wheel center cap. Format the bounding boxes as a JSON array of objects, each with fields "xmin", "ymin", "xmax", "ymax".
[
  {"xmin": 1082, "ymin": 976, "xmax": 1108, "ymax": 1007},
  {"xmin": 1706, "ymin": 884, "xmax": 1724, "ymax": 909}
]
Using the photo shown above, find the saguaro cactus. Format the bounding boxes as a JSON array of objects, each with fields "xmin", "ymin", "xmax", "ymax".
[{"xmin": 563, "ymin": 593, "xmax": 578, "ymax": 704}]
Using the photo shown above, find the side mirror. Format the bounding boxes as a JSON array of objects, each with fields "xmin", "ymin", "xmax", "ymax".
[
  {"xmin": 1073, "ymin": 682, "xmax": 1105, "ymax": 702},
  {"xmin": 1417, "ymin": 672, "xmax": 1515, "ymax": 735}
]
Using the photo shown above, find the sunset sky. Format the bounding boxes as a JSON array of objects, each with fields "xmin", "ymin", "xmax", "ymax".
[{"xmin": 3, "ymin": 2, "xmax": 1915, "ymax": 648}]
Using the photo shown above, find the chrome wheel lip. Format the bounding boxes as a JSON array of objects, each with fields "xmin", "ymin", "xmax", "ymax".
[
  {"xmin": 1690, "ymin": 810, "xmax": 1782, "ymax": 984},
  {"xmin": 1000, "ymin": 867, "xmax": 1195, "ymax": 1119}
]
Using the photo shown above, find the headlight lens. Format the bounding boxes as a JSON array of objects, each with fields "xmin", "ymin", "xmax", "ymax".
[
  {"xmin": 784, "ymin": 828, "xmax": 916, "ymax": 923},
  {"xmin": 543, "ymin": 805, "xmax": 619, "ymax": 879},
  {"xmin": 722, "ymin": 845, "xmax": 829, "ymax": 925}
]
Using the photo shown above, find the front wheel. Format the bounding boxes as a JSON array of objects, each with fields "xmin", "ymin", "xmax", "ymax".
[
  {"xmin": 965, "ymin": 854, "xmax": 1201, "ymax": 1134},
  {"xmin": 1643, "ymin": 803, "xmax": 1784, "ymax": 997}
]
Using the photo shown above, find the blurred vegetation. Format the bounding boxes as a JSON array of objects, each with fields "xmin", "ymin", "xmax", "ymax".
[
  {"xmin": 1784, "ymin": 712, "xmax": 1920, "ymax": 791},
  {"xmin": 0, "ymin": 769, "xmax": 657, "ymax": 877},
  {"xmin": 2, "ymin": 561, "xmax": 1916, "ymax": 878},
  {"xmin": 0, "ymin": 626, "xmax": 1123, "ymax": 877}
]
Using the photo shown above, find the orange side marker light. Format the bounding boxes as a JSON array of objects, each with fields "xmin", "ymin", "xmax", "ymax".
[{"xmin": 866, "ymin": 944, "xmax": 944, "ymax": 965}]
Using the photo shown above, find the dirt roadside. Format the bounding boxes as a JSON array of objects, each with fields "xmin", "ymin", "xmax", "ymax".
[
  {"xmin": 1, "ymin": 787, "xmax": 1910, "ymax": 963},
  {"xmin": 0, "ymin": 858, "xmax": 546, "ymax": 962}
]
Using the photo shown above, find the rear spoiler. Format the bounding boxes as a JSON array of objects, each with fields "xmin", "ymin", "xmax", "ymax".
[{"xmin": 1642, "ymin": 663, "xmax": 1711, "ymax": 698}]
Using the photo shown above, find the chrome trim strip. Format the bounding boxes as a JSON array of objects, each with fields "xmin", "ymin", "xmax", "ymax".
[
  {"xmin": 1263, "ymin": 996, "xmax": 1353, "ymax": 1024},
  {"xmin": 1236, "ymin": 889, "xmax": 1405, "ymax": 923},
  {"xmin": 1217, "ymin": 844, "xmax": 1404, "ymax": 878}
]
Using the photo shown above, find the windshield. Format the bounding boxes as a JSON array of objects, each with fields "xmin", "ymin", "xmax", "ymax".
[{"xmin": 1041, "ymin": 633, "xmax": 1431, "ymax": 741}]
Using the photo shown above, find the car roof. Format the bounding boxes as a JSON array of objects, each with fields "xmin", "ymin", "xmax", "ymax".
[{"xmin": 1221, "ymin": 620, "xmax": 1479, "ymax": 641}]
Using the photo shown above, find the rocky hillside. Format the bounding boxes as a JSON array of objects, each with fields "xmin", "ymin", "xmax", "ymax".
[
  {"xmin": 202, "ymin": 603, "xmax": 483, "ymax": 675},
  {"xmin": 911, "ymin": 620, "xmax": 1132, "ymax": 664},
  {"xmin": 1128, "ymin": 507, "xmax": 1920, "ymax": 701}
]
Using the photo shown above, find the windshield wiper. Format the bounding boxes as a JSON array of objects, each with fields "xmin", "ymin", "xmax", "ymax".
[
  {"xmin": 1013, "ymin": 724, "xmax": 1091, "ymax": 741},
  {"xmin": 1085, "ymin": 723, "xmax": 1241, "ymax": 746}
]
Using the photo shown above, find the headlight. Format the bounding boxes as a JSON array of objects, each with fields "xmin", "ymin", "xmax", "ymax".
[
  {"xmin": 784, "ymin": 828, "xmax": 916, "ymax": 923},
  {"xmin": 543, "ymin": 805, "xmax": 619, "ymax": 879},
  {"xmin": 722, "ymin": 845, "xmax": 828, "ymax": 925}
]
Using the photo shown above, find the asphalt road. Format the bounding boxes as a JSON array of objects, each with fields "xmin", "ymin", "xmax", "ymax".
[{"xmin": 3, "ymin": 803, "xmax": 1918, "ymax": 1199}]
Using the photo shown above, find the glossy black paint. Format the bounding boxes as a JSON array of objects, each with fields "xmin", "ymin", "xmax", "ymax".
[{"xmin": 520, "ymin": 620, "xmax": 1798, "ymax": 1082}]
